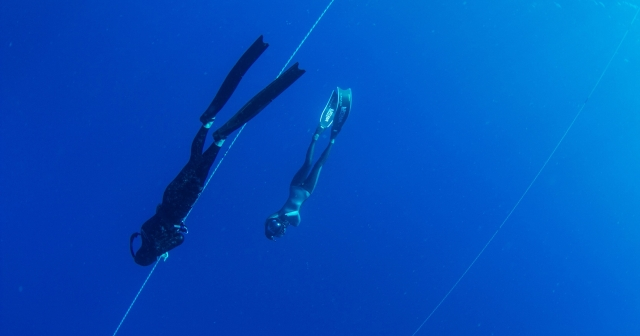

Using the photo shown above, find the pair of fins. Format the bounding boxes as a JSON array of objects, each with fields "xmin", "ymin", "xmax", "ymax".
[
  {"xmin": 318, "ymin": 87, "xmax": 352, "ymax": 135},
  {"xmin": 200, "ymin": 35, "xmax": 306, "ymax": 131}
]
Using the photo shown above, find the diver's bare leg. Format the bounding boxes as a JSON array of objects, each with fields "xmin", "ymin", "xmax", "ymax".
[
  {"xmin": 301, "ymin": 140, "xmax": 334, "ymax": 194},
  {"xmin": 291, "ymin": 130, "xmax": 321, "ymax": 186}
]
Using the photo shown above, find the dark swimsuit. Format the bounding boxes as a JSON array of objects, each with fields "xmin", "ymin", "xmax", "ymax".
[
  {"xmin": 265, "ymin": 87, "xmax": 352, "ymax": 240},
  {"xmin": 266, "ymin": 136, "xmax": 330, "ymax": 229}
]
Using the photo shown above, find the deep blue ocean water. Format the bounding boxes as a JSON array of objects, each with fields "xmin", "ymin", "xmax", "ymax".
[{"xmin": 2, "ymin": 0, "xmax": 640, "ymax": 335}]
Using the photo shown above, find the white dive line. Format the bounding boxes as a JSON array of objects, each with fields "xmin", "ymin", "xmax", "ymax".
[
  {"xmin": 112, "ymin": 254, "xmax": 165, "ymax": 336},
  {"xmin": 411, "ymin": 7, "xmax": 640, "ymax": 336},
  {"xmin": 113, "ymin": 1, "xmax": 337, "ymax": 335}
]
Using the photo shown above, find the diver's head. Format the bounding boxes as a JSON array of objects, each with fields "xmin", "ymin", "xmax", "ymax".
[
  {"xmin": 131, "ymin": 232, "xmax": 157, "ymax": 266},
  {"xmin": 265, "ymin": 217, "xmax": 287, "ymax": 241},
  {"xmin": 131, "ymin": 219, "xmax": 186, "ymax": 266}
]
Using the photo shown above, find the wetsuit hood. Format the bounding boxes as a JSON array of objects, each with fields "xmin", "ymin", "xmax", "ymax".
[
  {"xmin": 132, "ymin": 233, "xmax": 157, "ymax": 266},
  {"xmin": 131, "ymin": 215, "xmax": 185, "ymax": 266}
]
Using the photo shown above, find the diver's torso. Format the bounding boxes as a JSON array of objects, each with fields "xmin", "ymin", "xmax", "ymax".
[{"xmin": 279, "ymin": 185, "xmax": 311, "ymax": 226}]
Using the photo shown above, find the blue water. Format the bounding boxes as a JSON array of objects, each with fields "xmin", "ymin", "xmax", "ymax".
[{"xmin": 2, "ymin": 1, "xmax": 640, "ymax": 335}]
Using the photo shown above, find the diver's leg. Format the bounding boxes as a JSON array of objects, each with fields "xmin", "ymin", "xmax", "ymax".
[
  {"xmin": 162, "ymin": 125, "xmax": 210, "ymax": 208},
  {"xmin": 301, "ymin": 140, "xmax": 334, "ymax": 194},
  {"xmin": 200, "ymin": 142, "xmax": 222, "ymax": 177},
  {"xmin": 190, "ymin": 125, "xmax": 210, "ymax": 158},
  {"xmin": 290, "ymin": 130, "xmax": 322, "ymax": 186},
  {"xmin": 159, "ymin": 138, "xmax": 220, "ymax": 222},
  {"xmin": 212, "ymin": 63, "xmax": 306, "ymax": 142},
  {"xmin": 200, "ymin": 36, "xmax": 269, "ymax": 123}
]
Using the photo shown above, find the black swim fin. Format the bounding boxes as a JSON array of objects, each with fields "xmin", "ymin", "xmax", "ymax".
[
  {"xmin": 200, "ymin": 35, "xmax": 269, "ymax": 124},
  {"xmin": 213, "ymin": 62, "xmax": 306, "ymax": 139}
]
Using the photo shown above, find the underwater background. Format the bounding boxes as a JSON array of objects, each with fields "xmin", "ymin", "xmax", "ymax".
[{"xmin": 2, "ymin": 0, "xmax": 640, "ymax": 335}]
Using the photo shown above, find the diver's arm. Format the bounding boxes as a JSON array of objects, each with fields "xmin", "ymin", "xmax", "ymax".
[{"xmin": 279, "ymin": 210, "xmax": 301, "ymax": 227}]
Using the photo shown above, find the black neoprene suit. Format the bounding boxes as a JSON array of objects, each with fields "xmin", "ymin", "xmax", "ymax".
[{"xmin": 131, "ymin": 36, "xmax": 305, "ymax": 266}]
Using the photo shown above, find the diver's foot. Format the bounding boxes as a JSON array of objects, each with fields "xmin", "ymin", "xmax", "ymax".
[
  {"xmin": 212, "ymin": 131, "xmax": 226, "ymax": 147},
  {"xmin": 203, "ymin": 119, "xmax": 214, "ymax": 129},
  {"xmin": 314, "ymin": 124, "xmax": 326, "ymax": 137}
]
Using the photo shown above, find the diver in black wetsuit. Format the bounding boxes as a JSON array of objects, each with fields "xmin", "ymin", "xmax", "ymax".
[
  {"xmin": 265, "ymin": 87, "xmax": 352, "ymax": 240},
  {"xmin": 130, "ymin": 36, "xmax": 306, "ymax": 266}
]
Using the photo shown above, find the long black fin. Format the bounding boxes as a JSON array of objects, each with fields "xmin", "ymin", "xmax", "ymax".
[
  {"xmin": 214, "ymin": 63, "xmax": 306, "ymax": 138},
  {"xmin": 200, "ymin": 35, "xmax": 269, "ymax": 123}
]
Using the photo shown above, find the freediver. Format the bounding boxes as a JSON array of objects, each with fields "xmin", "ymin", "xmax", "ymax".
[
  {"xmin": 264, "ymin": 87, "xmax": 352, "ymax": 240},
  {"xmin": 130, "ymin": 35, "xmax": 306, "ymax": 266}
]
